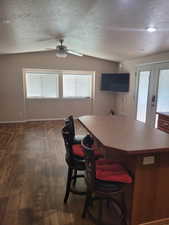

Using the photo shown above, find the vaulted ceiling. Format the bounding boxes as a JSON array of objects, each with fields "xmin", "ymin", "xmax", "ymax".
[{"xmin": 1, "ymin": 0, "xmax": 169, "ymax": 61}]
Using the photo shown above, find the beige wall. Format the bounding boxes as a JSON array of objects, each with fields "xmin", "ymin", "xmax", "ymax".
[
  {"xmin": 115, "ymin": 52, "xmax": 169, "ymax": 118},
  {"xmin": 0, "ymin": 51, "xmax": 118, "ymax": 122}
]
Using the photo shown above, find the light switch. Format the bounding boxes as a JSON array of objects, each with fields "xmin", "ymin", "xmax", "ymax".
[{"xmin": 143, "ymin": 156, "xmax": 155, "ymax": 165}]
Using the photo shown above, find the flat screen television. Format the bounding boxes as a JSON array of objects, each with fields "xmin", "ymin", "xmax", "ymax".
[{"xmin": 101, "ymin": 73, "xmax": 129, "ymax": 92}]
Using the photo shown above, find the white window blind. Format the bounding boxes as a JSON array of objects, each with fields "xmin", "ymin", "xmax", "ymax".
[
  {"xmin": 63, "ymin": 74, "xmax": 92, "ymax": 98},
  {"xmin": 26, "ymin": 72, "xmax": 59, "ymax": 98}
]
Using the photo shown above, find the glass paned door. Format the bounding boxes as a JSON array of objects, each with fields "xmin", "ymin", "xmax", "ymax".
[
  {"xmin": 156, "ymin": 69, "xmax": 169, "ymax": 112},
  {"xmin": 136, "ymin": 71, "xmax": 151, "ymax": 123},
  {"xmin": 155, "ymin": 68, "xmax": 169, "ymax": 127}
]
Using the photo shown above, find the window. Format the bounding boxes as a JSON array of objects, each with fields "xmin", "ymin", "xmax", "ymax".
[
  {"xmin": 63, "ymin": 74, "xmax": 92, "ymax": 98},
  {"xmin": 25, "ymin": 71, "xmax": 59, "ymax": 98},
  {"xmin": 24, "ymin": 69, "xmax": 94, "ymax": 99}
]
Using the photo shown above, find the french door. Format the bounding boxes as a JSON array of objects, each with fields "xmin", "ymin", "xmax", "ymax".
[{"xmin": 136, "ymin": 62, "xmax": 169, "ymax": 128}]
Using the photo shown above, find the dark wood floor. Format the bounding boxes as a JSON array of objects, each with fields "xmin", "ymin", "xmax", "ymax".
[{"xmin": 0, "ymin": 120, "xmax": 94, "ymax": 225}]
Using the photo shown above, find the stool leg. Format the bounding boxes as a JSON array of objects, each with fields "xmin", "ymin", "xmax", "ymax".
[
  {"xmin": 73, "ymin": 169, "xmax": 77, "ymax": 186},
  {"xmin": 64, "ymin": 167, "xmax": 73, "ymax": 203},
  {"xmin": 106, "ymin": 199, "xmax": 111, "ymax": 208},
  {"xmin": 121, "ymin": 192, "xmax": 127, "ymax": 225},
  {"xmin": 82, "ymin": 191, "xmax": 91, "ymax": 218},
  {"xmin": 97, "ymin": 199, "xmax": 103, "ymax": 225}
]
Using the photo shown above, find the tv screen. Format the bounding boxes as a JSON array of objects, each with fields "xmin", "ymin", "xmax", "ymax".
[{"xmin": 101, "ymin": 73, "xmax": 129, "ymax": 92}]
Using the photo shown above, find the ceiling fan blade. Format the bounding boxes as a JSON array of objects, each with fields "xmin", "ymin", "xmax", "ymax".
[
  {"xmin": 38, "ymin": 36, "xmax": 63, "ymax": 42},
  {"xmin": 45, "ymin": 47, "xmax": 55, "ymax": 50},
  {"xmin": 37, "ymin": 37, "xmax": 56, "ymax": 42},
  {"xmin": 67, "ymin": 49, "xmax": 83, "ymax": 56}
]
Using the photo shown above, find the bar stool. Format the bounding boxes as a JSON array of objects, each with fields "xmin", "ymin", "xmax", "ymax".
[
  {"xmin": 81, "ymin": 135, "xmax": 132, "ymax": 225},
  {"xmin": 65, "ymin": 115, "xmax": 85, "ymax": 144},
  {"xmin": 62, "ymin": 125, "xmax": 103, "ymax": 203}
]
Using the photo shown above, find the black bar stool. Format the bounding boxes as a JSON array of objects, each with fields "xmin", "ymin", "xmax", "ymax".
[
  {"xmin": 62, "ymin": 124, "xmax": 86, "ymax": 203},
  {"xmin": 81, "ymin": 135, "xmax": 133, "ymax": 225},
  {"xmin": 62, "ymin": 125, "xmax": 103, "ymax": 203}
]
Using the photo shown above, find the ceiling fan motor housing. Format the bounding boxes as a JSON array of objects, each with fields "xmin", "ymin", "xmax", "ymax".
[{"xmin": 56, "ymin": 44, "xmax": 68, "ymax": 58}]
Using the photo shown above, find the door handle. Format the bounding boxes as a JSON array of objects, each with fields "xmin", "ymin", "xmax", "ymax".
[{"xmin": 151, "ymin": 95, "xmax": 156, "ymax": 107}]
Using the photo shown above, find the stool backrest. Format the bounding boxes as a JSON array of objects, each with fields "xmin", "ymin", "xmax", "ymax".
[
  {"xmin": 62, "ymin": 124, "xmax": 74, "ymax": 164},
  {"xmin": 81, "ymin": 135, "xmax": 96, "ymax": 191},
  {"xmin": 65, "ymin": 115, "xmax": 75, "ymax": 137}
]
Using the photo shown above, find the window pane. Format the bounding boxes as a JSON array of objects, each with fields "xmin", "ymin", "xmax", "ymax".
[
  {"xmin": 26, "ymin": 72, "xmax": 58, "ymax": 98},
  {"xmin": 42, "ymin": 74, "xmax": 58, "ymax": 97},
  {"xmin": 63, "ymin": 75, "xmax": 76, "ymax": 97},
  {"xmin": 63, "ymin": 74, "xmax": 92, "ymax": 98},
  {"xmin": 136, "ymin": 71, "xmax": 150, "ymax": 123},
  {"xmin": 26, "ymin": 73, "xmax": 41, "ymax": 97},
  {"xmin": 76, "ymin": 75, "xmax": 91, "ymax": 97},
  {"xmin": 156, "ymin": 69, "xmax": 169, "ymax": 112}
]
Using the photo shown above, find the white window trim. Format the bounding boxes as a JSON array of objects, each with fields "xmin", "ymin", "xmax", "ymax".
[{"xmin": 23, "ymin": 68, "xmax": 95, "ymax": 100}]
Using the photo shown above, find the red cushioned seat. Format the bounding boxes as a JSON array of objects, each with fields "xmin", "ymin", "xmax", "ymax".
[
  {"xmin": 72, "ymin": 144, "xmax": 103, "ymax": 158},
  {"xmin": 96, "ymin": 166, "xmax": 132, "ymax": 184}
]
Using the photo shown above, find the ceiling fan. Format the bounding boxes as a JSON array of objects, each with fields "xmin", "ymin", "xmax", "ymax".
[{"xmin": 53, "ymin": 39, "xmax": 83, "ymax": 58}]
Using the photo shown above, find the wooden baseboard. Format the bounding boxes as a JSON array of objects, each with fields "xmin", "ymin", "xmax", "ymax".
[
  {"xmin": 0, "ymin": 117, "xmax": 79, "ymax": 124},
  {"xmin": 26, "ymin": 117, "xmax": 65, "ymax": 122},
  {"xmin": 0, "ymin": 118, "xmax": 64, "ymax": 124},
  {"xmin": 140, "ymin": 218, "xmax": 169, "ymax": 225},
  {"xmin": 0, "ymin": 120, "xmax": 26, "ymax": 124}
]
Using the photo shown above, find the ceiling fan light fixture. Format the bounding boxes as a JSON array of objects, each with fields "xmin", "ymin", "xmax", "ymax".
[
  {"xmin": 56, "ymin": 50, "xmax": 68, "ymax": 58},
  {"xmin": 55, "ymin": 39, "xmax": 83, "ymax": 58},
  {"xmin": 56, "ymin": 45, "xmax": 68, "ymax": 58}
]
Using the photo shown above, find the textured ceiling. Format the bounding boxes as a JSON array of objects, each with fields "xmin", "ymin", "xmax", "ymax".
[{"xmin": 1, "ymin": 0, "xmax": 169, "ymax": 61}]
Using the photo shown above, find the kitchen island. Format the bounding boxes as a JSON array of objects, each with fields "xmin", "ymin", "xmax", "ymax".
[{"xmin": 79, "ymin": 115, "xmax": 169, "ymax": 225}]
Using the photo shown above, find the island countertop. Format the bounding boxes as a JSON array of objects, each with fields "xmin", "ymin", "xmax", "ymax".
[{"xmin": 79, "ymin": 115, "xmax": 169, "ymax": 155}]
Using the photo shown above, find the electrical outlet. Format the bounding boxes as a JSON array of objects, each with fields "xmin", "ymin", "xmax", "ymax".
[{"xmin": 143, "ymin": 156, "xmax": 155, "ymax": 165}]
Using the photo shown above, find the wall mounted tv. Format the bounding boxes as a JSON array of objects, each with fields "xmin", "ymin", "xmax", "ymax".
[{"xmin": 101, "ymin": 73, "xmax": 129, "ymax": 92}]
